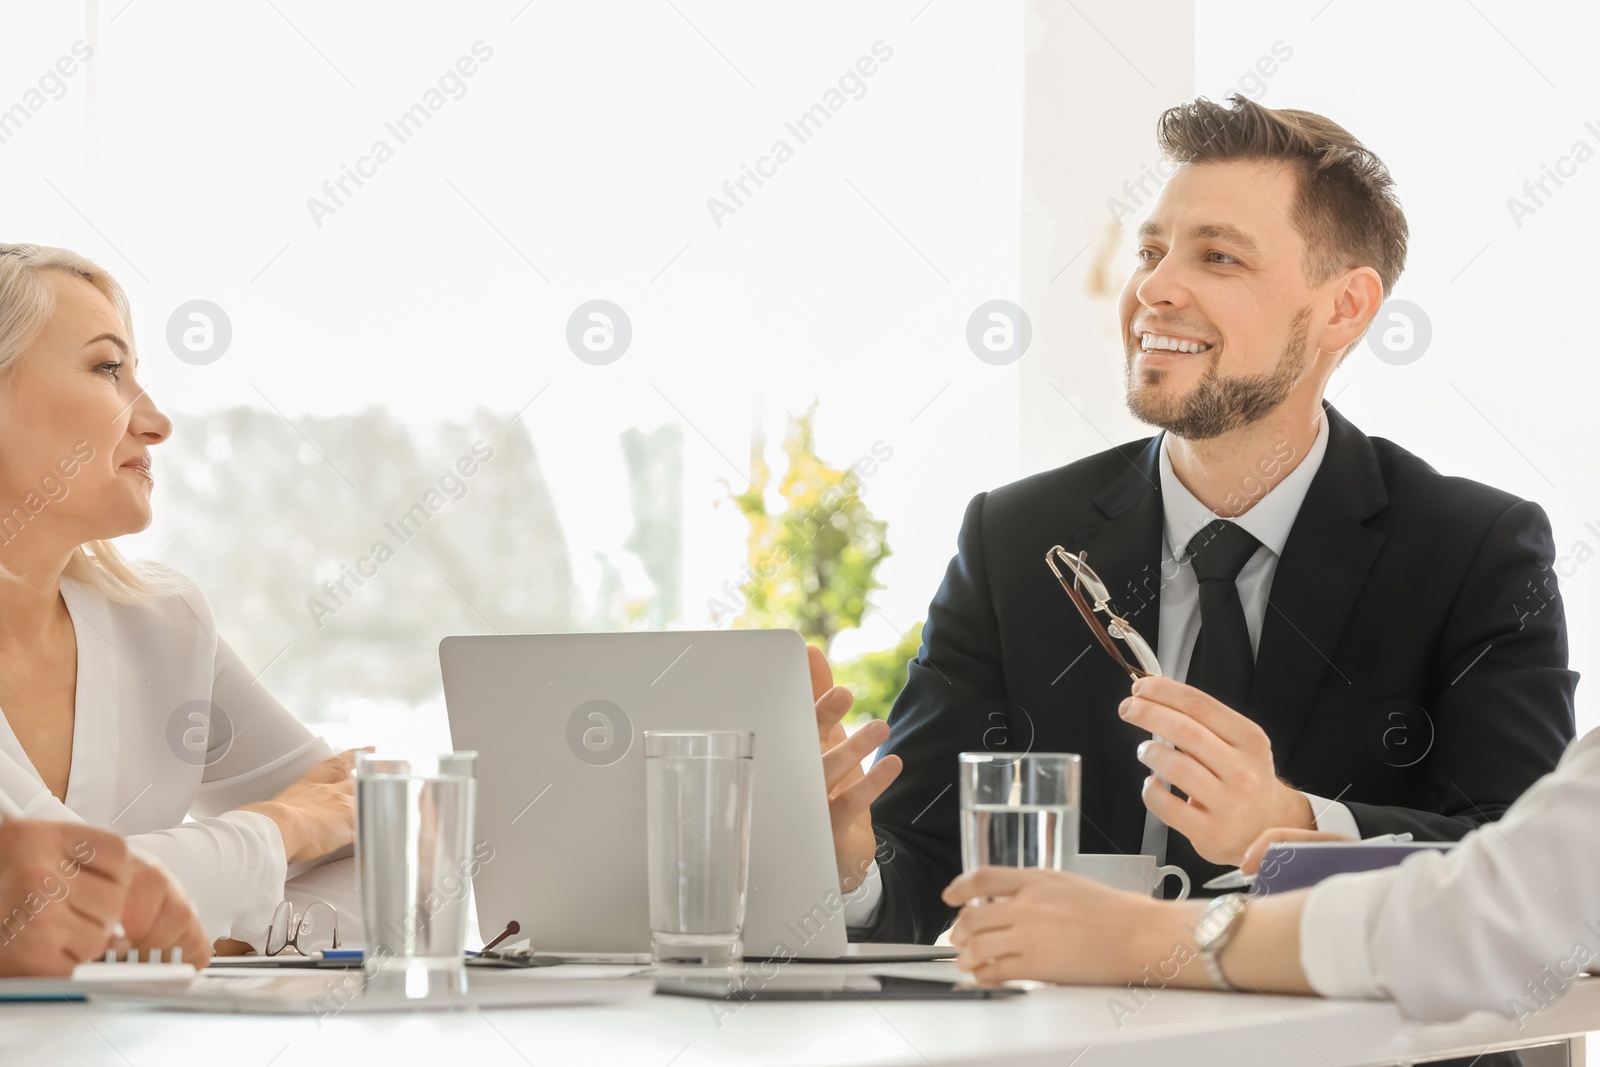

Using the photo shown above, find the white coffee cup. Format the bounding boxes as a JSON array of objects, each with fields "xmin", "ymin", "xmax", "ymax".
[{"xmin": 1067, "ymin": 853, "xmax": 1191, "ymax": 900}]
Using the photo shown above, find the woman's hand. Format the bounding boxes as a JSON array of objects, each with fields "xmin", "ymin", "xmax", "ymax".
[
  {"xmin": 1238, "ymin": 827, "xmax": 1354, "ymax": 876},
  {"xmin": 942, "ymin": 866, "xmax": 1169, "ymax": 987},
  {"xmin": 0, "ymin": 821, "xmax": 130, "ymax": 977},
  {"xmin": 117, "ymin": 854, "xmax": 211, "ymax": 968},
  {"xmin": 242, "ymin": 749, "xmax": 361, "ymax": 865},
  {"xmin": 944, "ymin": 863, "xmax": 1320, "ymax": 996}
]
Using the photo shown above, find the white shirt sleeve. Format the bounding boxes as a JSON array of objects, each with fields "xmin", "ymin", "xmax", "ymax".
[
  {"xmin": 189, "ymin": 636, "xmax": 335, "ymax": 816},
  {"xmin": 0, "ymin": 784, "xmax": 22, "ymax": 818},
  {"xmin": 842, "ymin": 860, "xmax": 884, "ymax": 928},
  {"xmin": 124, "ymin": 810, "xmax": 290, "ymax": 947},
  {"xmin": 0, "ymin": 782, "xmax": 295, "ymax": 948},
  {"xmin": 134, "ymin": 626, "xmax": 335, "ymax": 948},
  {"xmin": 1298, "ymin": 725, "xmax": 1600, "ymax": 1022},
  {"xmin": 1300, "ymin": 792, "xmax": 1362, "ymax": 840}
]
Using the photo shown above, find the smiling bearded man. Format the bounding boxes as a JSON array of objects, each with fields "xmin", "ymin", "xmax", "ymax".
[{"xmin": 793, "ymin": 103, "xmax": 1575, "ymax": 1060}]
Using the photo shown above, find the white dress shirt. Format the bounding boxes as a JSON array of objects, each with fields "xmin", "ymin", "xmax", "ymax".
[
  {"xmin": 1147, "ymin": 413, "xmax": 1359, "ymax": 852},
  {"xmin": 0, "ymin": 570, "xmax": 337, "ymax": 948},
  {"xmin": 1302, "ymin": 723, "xmax": 1600, "ymax": 1021},
  {"xmin": 846, "ymin": 414, "xmax": 1351, "ymax": 928}
]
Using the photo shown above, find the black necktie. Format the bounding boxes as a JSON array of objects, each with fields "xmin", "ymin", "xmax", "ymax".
[
  {"xmin": 1160, "ymin": 519, "xmax": 1262, "ymax": 895},
  {"xmin": 1184, "ymin": 520, "xmax": 1262, "ymax": 708}
]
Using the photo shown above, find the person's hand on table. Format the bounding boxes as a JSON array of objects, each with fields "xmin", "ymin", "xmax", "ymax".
[
  {"xmin": 242, "ymin": 748, "xmax": 363, "ymax": 865},
  {"xmin": 1238, "ymin": 826, "xmax": 1354, "ymax": 876},
  {"xmin": 810, "ymin": 645, "xmax": 901, "ymax": 894},
  {"xmin": 1119, "ymin": 675, "xmax": 1314, "ymax": 866},
  {"xmin": 0, "ymin": 820, "xmax": 130, "ymax": 977},
  {"xmin": 116, "ymin": 853, "xmax": 211, "ymax": 968},
  {"xmin": 942, "ymin": 866, "xmax": 1164, "ymax": 987}
]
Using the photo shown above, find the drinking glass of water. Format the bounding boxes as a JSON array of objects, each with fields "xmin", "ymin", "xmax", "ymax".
[
  {"xmin": 958, "ymin": 752, "xmax": 1080, "ymax": 874},
  {"xmin": 643, "ymin": 730, "xmax": 755, "ymax": 967},
  {"xmin": 356, "ymin": 751, "xmax": 478, "ymax": 971}
]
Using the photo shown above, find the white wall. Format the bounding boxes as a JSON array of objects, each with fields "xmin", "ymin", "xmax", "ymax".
[{"xmin": 1193, "ymin": 0, "xmax": 1600, "ymax": 736}]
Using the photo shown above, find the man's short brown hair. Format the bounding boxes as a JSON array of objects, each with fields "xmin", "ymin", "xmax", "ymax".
[{"xmin": 1155, "ymin": 93, "xmax": 1408, "ymax": 301}]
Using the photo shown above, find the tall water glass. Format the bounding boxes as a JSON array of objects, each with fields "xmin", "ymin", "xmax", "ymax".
[
  {"xmin": 357, "ymin": 751, "xmax": 478, "ymax": 970},
  {"xmin": 643, "ymin": 731, "xmax": 755, "ymax": 967},
  {"xmin": 958, "ymin": 752, "xmax": 1080, "ymax": 873}
]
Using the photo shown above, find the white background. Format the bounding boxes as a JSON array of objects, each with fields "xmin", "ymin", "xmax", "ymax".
[
  {"xmin": 0, "ymin": 0, "xmax": 1594, "ymax": 798},
  {"xmin": 2, "ymin": 2, "xmax": 1598, "ymax": 1059}
]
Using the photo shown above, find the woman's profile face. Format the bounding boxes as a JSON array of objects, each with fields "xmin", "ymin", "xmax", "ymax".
[{"xmin": 0, "ymin": 270, "xmax": 171, "ymax": 555}]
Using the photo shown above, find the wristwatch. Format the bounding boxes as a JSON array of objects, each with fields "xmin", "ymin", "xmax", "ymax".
[{"xmin": 1192, "ymin": 892, "xmax": 1250, "ymax": 991}]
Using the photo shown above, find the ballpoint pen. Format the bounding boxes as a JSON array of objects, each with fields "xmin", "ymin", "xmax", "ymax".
[{"xmin": 1201, "ymin": 832, "xmax": 1414, "ymax": 891}]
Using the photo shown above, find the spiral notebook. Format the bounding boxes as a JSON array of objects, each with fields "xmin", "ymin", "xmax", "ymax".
[{"xmin": 0, "ymin": 956, "xmax": 195, "ymax": 1002}]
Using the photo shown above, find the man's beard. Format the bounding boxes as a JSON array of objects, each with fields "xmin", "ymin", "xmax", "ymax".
[{"xmin": 1124, "ymin": 307, "xmax": 1311, "ymax": 441}]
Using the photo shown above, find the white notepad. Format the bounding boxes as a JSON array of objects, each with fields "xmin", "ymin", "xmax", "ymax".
[
  {"xmin": 85, "ymin": 970, "xmax": 654, "ymax": 1014},
  {"xmin": 0, "ymin": 954, "xmax": 196, "ymax": 1002}
]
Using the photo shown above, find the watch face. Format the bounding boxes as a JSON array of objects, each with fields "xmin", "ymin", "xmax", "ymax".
[{"xmin": 1197, "ymin": 895, "xmax": 1243, "ymax": 945}]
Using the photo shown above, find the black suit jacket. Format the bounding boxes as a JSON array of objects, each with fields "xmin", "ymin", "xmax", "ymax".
[{"xmin": 859, "ymin": 404, "xmax": 1577, "ymax": 944}]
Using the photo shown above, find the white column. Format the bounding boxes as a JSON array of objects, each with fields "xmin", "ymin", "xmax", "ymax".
[{"xmin": 1020, "ymin": 0, "xmax": 1195, "ymax": 476}]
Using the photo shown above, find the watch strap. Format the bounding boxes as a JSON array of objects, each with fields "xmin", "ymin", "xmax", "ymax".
[{"xmin": 1195, "ymin": 892, "xmax": 1249, "ymax": 991}]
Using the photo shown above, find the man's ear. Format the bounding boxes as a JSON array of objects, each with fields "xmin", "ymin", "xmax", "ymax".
[{"xmin": 1319, "ymin": 267, "xmax": 1384, "ymax": 360}]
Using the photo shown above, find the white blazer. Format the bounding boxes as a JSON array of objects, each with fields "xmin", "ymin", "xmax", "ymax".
[
  {"xmin": 0, "ymin": 571, "xmax": 336, "ymax": 948},
  {"xmin": 1302, "ymin": 723, "xmax": 1600, "ymax": 1021}
]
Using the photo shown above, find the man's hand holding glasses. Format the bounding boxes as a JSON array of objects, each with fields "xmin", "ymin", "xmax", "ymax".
[
  {"xmin": 1048, "ymin": 547, "xmax": 1313, "ymax": 867},
  {"xmin": 1119, "ymin": 675, "xmax": 1313, "ymax": 865}
]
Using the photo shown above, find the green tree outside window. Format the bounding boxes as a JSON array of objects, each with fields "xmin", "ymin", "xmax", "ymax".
[{"xmin": 719, "ymin": 402, "xmax": 921, "ymax": 723}]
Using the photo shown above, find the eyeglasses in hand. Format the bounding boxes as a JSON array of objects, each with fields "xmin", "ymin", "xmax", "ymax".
[{"xmin": 1045, "ymin": 546, "xmax": 1161, "ymax": 681}]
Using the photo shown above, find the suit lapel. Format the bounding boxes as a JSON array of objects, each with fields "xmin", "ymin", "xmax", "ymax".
[
  {"xmin": 1246, "ymin": 404, "xmax": 1388, "ymax": 765},
  {"xmin": 1067, "ymin": 436, "xmax": 1165, "ymax": 852},
  {"xmin": 1072, "ymin": 435, "xmax": 1166, "ymax": 645}
]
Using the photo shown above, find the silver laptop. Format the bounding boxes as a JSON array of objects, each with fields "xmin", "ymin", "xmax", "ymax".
[{"xmin": 440, "ymin": 629, "xmax": 951, "ymax": 962}]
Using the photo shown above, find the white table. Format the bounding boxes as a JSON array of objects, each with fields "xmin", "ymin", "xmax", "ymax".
[{"xmin": 4, "ymin": 961, "xmax": 1595, "ymax": 1067}]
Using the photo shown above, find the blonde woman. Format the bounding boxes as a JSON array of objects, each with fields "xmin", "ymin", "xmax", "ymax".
[{"xmin": 0, "ymin": 243, "xmax": 359, "ymax": 958}]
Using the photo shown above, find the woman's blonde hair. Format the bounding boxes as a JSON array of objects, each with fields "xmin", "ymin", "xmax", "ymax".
[{"xmin": 0, "ymin": 243, "xmax": 191, "ymax": 603}]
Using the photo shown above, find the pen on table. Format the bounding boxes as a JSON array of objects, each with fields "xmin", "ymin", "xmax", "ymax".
[{"xmin": 1201, "ymin": 832, "xmax": 1415, "ymax": 891}]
